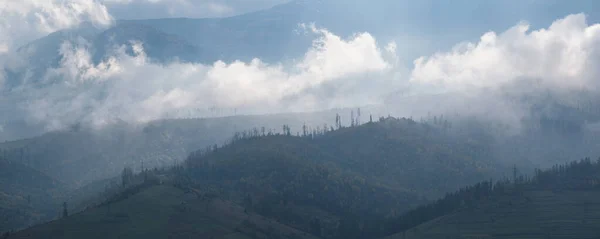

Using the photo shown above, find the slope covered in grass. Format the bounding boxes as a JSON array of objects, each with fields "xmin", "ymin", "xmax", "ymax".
[
  {"xmin": 10, "ymin": 184, "xmax": 317, "ymax": 239},
  {"xmin": 384, "ymin": 158, "xmax": 600, "ymax": 239},
  {"xmin": 0, "ymin": 159, "xmax": 65, "ymax": 232}
]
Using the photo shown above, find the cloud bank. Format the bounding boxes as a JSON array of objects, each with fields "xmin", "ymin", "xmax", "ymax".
[
  {"xmin": 0, "ymin": 0, "xmax": 113, "ymax": 52},
  {"xmin": 12, "ymin": 24, "xmax": 398, "ymax": 130},
  {"xmin": 2, "ymin": 0, "xmax": 600, "ymax": 139},
  {"xmin": 379, "ymin": 13, "xmax": 600, "ymax": 130},
  {"xmin": 410, "ymin": 14, "xmax": 600, "ymax": 94}
]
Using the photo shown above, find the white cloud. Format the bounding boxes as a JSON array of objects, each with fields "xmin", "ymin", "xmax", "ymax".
[
  {"xmin": 15, "ymin": 27, "xmax": 397, "ymax": 130},
  {"xmin": 393, "ymin": 13, "xmax": 600, "ymax": 131},
  {"xmin": 410, "ymin": 13, "xmax": 600, "ymax": 94},
  {"xmin": 0, "ymin": 0, "xmax": 113, "ymax": 52},
  {"xmin": 0, "ymin": 43, "xmax": 8, "ymax": 53}
]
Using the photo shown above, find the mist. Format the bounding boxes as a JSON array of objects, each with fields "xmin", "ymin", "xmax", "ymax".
[{"xmin": 1, "ymin": 0, "xmax": 600, "ymax": 182}]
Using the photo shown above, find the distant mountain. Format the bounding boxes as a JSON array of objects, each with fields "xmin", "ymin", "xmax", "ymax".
[
  {"xmin": 92, "ymin": 22, "xmax": 205, "ymax": 64},
  {"xmin": 0, "ymin": 110, "xmax": 348, "ymax": 186}
]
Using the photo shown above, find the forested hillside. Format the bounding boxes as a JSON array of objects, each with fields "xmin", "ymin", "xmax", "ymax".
[
  {"xmin": 5, "ymin": 116, "xmax": 507, "ymax": 238},
  {"xmin": 175, "ymin": 116, "xmax": 506, "ymax": 238},
  {"xmin": 188, "ymin": 116, "xmax": 503, "ymax": 199},
  {"xmin": 384, "ymin": 158, "xmax": 600, "ymax": 239},
  {"xmin": 9, "ymin": 116, "xmax": 600, "ymax": 239}
]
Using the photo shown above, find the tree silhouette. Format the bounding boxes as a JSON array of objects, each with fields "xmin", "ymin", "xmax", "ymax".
[{"xmin": 62, "ymin": 202, "xmax": 68, "ymax": 218}]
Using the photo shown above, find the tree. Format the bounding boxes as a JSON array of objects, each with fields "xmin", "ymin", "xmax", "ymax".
[
  {"xmin": 310, "ymin": 218, "xmax": 322, "ymax": 237},
  {"xmin": 62, "ymin": 202, "xmax": 68, "ymax": 218},
  {"xmin": 122, "ymin": 167, "xmax": 134, "ymax": 187},
  {"xmin": 244, "ymin": 194, "xmax": 253, "ymax": 211},
  {"xmin": 303, "ymin": 123, "xmax": 308, "ymax": 137},
  {"xmin": 513, "ymin": 164, "xmax": 518, "ymax": 184}
]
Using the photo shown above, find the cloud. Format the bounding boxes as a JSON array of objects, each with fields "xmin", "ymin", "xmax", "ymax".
[
  {"xmin": 13, "ymin": 26, "xmax": 397, "ymax": 130},
  {"xmin": 410, "ymin": 13, "xmax": 600, "ymax": 94},
  {"xmin": 0, "ymin": 43, "xmax": 7, "ymax": 53},
  {"xmin": 391, "ymin": 13, "xmax": 600, "ymax": 131},
  {"xmin": 0, "ymin": 0, "xmax": 113, "ymax": 52}
]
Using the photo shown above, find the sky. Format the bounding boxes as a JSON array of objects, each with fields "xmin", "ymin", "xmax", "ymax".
[{"xmin": 1, "ymin": 0, "xmax": 600, "ymax": 137}]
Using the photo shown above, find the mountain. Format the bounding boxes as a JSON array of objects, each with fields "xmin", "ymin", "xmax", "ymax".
[
  {"xmin": 179, "ymin": 117, "xmax": 507, "ymax": 238},
  {"xmin": 384, "ymin": 158, "xmax": 600, "ymax": 239},
  {"xmin": 189, "ymin": 117, "xmax": 504, "ymax": 198},
  {"xmin": 0, "ymin": 110, "xmax": 348, "ymax": 186},
  {"xmin": 92, "ymin": 22, "xmax": 206, "ymax": 64},
  {"xmin": 0, "ymin": 110, "xmax": 348, "ymax": 231},
  {"xmin": 7, "ymin": 117, "xmax": 600, "ymax": 238},
  {"xmin": 3, "ymin": 116, "xmax": 506, "ymax": 238}
]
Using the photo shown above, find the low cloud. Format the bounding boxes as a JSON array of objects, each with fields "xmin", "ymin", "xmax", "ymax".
[
  {"xmin": 0, "ymin": 0, "xmax": 113, "ymax": 52},
  {"xmin": 410, "ymin": 13, "xmax": 600, "ymax": 94},
  {"xmin": 3, "ymin": 1, "xmax": 600, "ymax": 138},
  {"xmin": 378, "ymin": 14, "xmax": 600, "ymax": 131},
  {"xmin": 14, "ymin": 25, "xmax": 398, "ymax": 130}
]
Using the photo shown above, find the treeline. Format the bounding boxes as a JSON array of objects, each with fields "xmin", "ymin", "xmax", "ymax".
[
  {"xmin": 383, "ymin": 157, "xmax": 600, "ymax": 236},
  {"xmin": 189, "ymin": 108, "xmax": 382, "ymax": 158}
]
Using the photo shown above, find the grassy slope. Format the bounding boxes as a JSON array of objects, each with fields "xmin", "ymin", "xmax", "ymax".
[
  {"xmin": 0, "ymin": 159, "xmax": 66, "ymax": 232},
  {"xmin": 10, "ymin": 185, "xmax": 317, "ymax": 239},
  {"xmin": 386, "ymin": 189, "xmax": 600, "ymax": 239}
]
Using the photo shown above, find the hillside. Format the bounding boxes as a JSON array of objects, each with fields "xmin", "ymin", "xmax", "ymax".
[
  {"xmin": 189, "ymin": 117, "xmax": 504, "ymax": 199},
  {"xmin": 0, "ymin": 111, "xmax": 345, "ymax": 186},
  {"xmin": 5, "ymin": 116, "xmax": 504, "ymax": 238},
  {"xmin": 179, "ymin": 117, "xmax": 507, "ymax": 238},
  {"xmin": 384, "ymin": 158, "xmax": 600, "ymax": 239},
  {"xmin": 8, "ymin": 184, "xmax": 318, "ymax": 239},
  {"xmin": 7, "ymin": 118, "xmax": 600, "ymax": 238},
  {"xmin": 0, "ymin": 159, "xmax": 65, "ymax": 232},
  {"xmin": 0, "ymin": 110, "xmax": 352, "ymax": 231}
]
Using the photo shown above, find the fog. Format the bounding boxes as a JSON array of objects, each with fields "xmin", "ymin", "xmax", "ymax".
[{"xmin": 2, "ymin": 0, "xmax": 600, "ymax": 168}]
